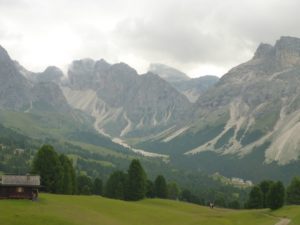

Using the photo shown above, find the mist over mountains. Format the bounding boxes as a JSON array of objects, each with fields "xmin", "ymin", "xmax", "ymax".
[{"xmin": 1, "ymin": 36, "xmax": 300, "ymax": 181}]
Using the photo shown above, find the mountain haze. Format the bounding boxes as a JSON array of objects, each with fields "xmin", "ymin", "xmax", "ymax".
[{"xmin": 149, "ymin": 63, "xmax": 219, "ymax": 102}]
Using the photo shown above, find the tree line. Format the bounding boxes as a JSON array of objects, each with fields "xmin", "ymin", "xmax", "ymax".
[
  {"xmin": 33, "ymin": 144, "xmax": 300, "ymax": 209},
  {"xmin": 32, "ymin": 145, "xmax": 181, "ymax": 200},
  {"xmin": 246, "ymin": 178, "xmax": 300, "ymax": 210}
]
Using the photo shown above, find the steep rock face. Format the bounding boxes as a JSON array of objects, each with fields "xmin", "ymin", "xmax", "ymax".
[
  {"xmin": 142, "ymin": 36, "xmax": 300, "ymax": 165},
  {"xmin": 64, "ymin": 60, "xmax": 192, "ymax": 137},
  {"xmin": 36, "ymin": 66, "xmax": 64, "ymax": 83},
  {"xmin": 0, "ymin": 45, "xmax": 71, "ymax": 114},
  {"xmin": 192, "ymin": 36, "xmax": 300, "ymax": 164},
  {"xmin": 0, "ymin": 46, "xmax": 32, "ymax": 110},
  {"xmin": 31, "ymin": 82, "xmax": 71, "ymax": 113},
  {"xmin": 149, "ymin": 63, "xmax": 219, "ymax": 102}
]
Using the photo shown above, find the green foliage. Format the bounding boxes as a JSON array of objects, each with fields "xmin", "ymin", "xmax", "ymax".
[
  {"xmin": 146, "ymin": 180, "xmax": 155, "ymax": 198},
  {"xmin": 228, "ymin": 200, "xmax": 240, "ymax": 209},
  {"xmin": 93, "ymin": 178, "xmax": 103, "ymax": 196},
  {"xmin": 287, "ymin": 177, "xmax": 300, "ymax": 205},
  {"xmin": 155, "ymin": 175, "xmax": 168, "ymax": 199},
  {"xmin": 77, "ymin": 175, "xmax": 93, "ymax": 195},
  {"xmin": 127, "ymin": 159, "xmax": 147, "ymax": 201},
  {"xmin": 259, "ymin": 180, "xmax": 274, "ymax": 208},
  {"xmin": 136, "ymin": 122, "xmax": 226, "ymax": 155},
  {"xmin": 105, "ymin": 171, "xmax": 128, "ymax": 200},
  {"xmin": 180, "ymin": 189, "xmax": 203, "ymax": 205},
  {"xmin": 247, "ymin": 186, "xmax": 263, "ymax": 209},
  {"xmin": 32, "ymin": 145, "xmax": 63, "ymax": 193},
  {"xmin": 59, "ymin": 154, "xmax": 76, "ymax": 194},
  {"xmin": 167, "ymin": 182, "xmax": 180, "ymax": 200},
  {"xmin": 267, "ymin": 181, "xmax": 285, "ymax": 210}
]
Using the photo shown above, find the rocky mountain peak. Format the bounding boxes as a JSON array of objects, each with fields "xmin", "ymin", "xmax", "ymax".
[
  {"xmin": 274, "ymin": 36, "xmax": 300, "ymax": 67},
  {"xmin": 37, "ymin": 66, "xmax": 64, "ymax": 83},
  {"xmin": 0, "ymin": 45, "xmax": 10, "ymax": 62},
  {"xmin": 149, "ymin": 63, "xmax": 190, "ymax": 83},
  {"xmin": 253, "ymin": 43, "xmax": 274, "ymax": 59},
  {"xmin": 94, "ymin": 59, "xmax": 110, "ymax": 72},
  {"xmin": 109, "ymin": 62, "xmax": 137, "ymax": 77}
]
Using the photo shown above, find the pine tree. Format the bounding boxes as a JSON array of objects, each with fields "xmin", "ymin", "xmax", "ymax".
[
  {"xmin": 259, "ymin": 180, "xmax": 274, "ymax": 208},
  {"xmin": 77, "ymin": 175, "xmax": 93, "ymax": 195},
  {"xmin": 267, "ymin": 181, "xmax": 285, "ymax": 210},
  {"xmin": 155, "ymin": 175, "xmax": 168, "ymax": 198},
  {"xmin": 105, "ymin": 171, "xmax": 127, "ymax": 200},
  {"xmin": 59, "ymin": 154, "xmax": 75, "ymax": 194},
  {"xmin": 32, "ymin": 145, "xmax": 63, "ymax": 193},
  {"xmin": 247, "ymin": 186, "xmax": 263, "ymax": 209},
  {"xmin": 93, "ymin": 178, "xmax": 103, "ymax": 196},
  {"xmin": 127, "ymin": 159, "xmax": 147, "ymax": 201},
  {"xmin": 286, "ymin": 177, "xmax": 300, "ymax": 205},
  {"xmin": 146, "ymin": 180, "xmax": 155, "ymax": 198}
]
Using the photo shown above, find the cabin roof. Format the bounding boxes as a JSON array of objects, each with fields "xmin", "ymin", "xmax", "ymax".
[{"xmin": 0, "ymin": 175, "xmax": 40, "ymax": 186}]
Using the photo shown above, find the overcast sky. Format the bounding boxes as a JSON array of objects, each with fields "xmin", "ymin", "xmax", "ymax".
[{"xmin": 0, "ymin": 0, "xmax": 299, "ymax": 77}]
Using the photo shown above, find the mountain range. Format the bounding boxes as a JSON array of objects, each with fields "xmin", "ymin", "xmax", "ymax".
[{"xmin": 1, "ymin": 36, "xmax": 300, "ymax": 182}]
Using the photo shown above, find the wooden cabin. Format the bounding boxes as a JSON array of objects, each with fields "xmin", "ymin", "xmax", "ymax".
[{"xmin": 0, "ymin": 175, "xmax": 40, "ymax": 200}]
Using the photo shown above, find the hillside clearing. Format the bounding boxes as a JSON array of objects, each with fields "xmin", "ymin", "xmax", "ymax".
[{"xmin": 0, "ymin": 194, "xmax": 296, "ymax": 225}]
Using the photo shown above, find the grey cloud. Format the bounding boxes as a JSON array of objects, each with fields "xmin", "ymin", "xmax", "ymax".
[
  {"xmin": 0, "ymin": 0, "xmax": 299, "ymax": 76},
  {"xmin": 113, "ymin": 0, "xmax": 300, "ymax": 73}
]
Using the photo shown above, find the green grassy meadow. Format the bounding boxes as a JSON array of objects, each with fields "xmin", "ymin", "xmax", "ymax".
[{"xmin": 1, "ymin": 194, "xmax": 298, "ymax": 225}]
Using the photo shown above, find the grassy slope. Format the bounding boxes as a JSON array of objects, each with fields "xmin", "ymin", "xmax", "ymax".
[
  {"xmin": 0, "ymin": 194, "xmax": 286, "ymax": 225},
  {"xmin": 270, "ymin": 206, "xmax": 300, "ymax": 225}
]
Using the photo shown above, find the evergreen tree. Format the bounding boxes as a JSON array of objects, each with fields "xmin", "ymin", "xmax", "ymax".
[
  {"xmin": 247, "ymin": 186, "xmax": 263, "ymax": 209},
  {"xmin": 93, "ymin": 178, "xmax": 103, "ymax": 196},
  {"xmin": 180, "ymin": 189, "xmax": 201, "ymax": 205},
  {"xmin": 286, "ymin": 177, "xmax": 300, "ymax": 205},
  {"xmin": 228, "ymin": 200, "xmax": 240, "ymax": 209},
  {"xmin": 32, "ymin": 145, "xmax": 63, "ymax": 193},
  {"xmin": 180, "ymin": 189, "xmax": 193, "ymax": 202},
  {"xmin": 155, "ymin": 175, "xmax": 168, "ymax": 198},
  {"xmin": 259, "ymin": 180, "xmax": 274, "ymax": 208},
  {"xmin": 127, "ymin": 159, "xmax": 147, "ymax": 201},
  {"xmin": 59, "ymin": 154, "xmax": 75, "ymax": 194},
  {"xmin": 146, "ymin": 180, "xmax": 155, "ymax": 198},
  {"xmin": 105, "ymin": 171, "xmax": 127, "ymax": 200},
  {"xmin": 267, "ymin": 181, "xmax": 285, "ymax": 210},
  {"xmin": 167, "ymin": 182, "xmax": 180, "ymax": 200},
  {"xmin": 77, "ymin": 174, "xmax": 93, "ymax": 195}
]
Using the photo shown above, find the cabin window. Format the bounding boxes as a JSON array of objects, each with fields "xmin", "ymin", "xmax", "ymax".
[{"xmin": 16, "ymin": 187, "xmax": 24, "ymax": 193}]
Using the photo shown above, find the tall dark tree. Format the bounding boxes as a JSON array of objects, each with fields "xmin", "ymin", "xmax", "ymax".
[
  {"xmin": 127, "ymin": 159, "xmax": 147, "ymax": 201},
  {"xmin": 105, "ymin": 171, "xmax": 127, "ymax": 200},
  {"xmin": 286, "ymin": 177, "xmax": 300, "ymax": 205},
  {"xmin": 180, "ymin": 189, "xmax": 201, "ymax": 205},
  {"xmin": 146, "ymin": 180, "xmax": 155, "ymax": 198},
  {"xmin": 77, "ymin": 174, "xmax": 93, "ymax": 195},
  {"xmin": 32, "ymin": 145, "xmax": 63, "ymax": 193},
  {"xmin": 93, "ymin": 178, "xmax": 103, "ymax": 196},
  {"xmin": 59, "ymin": 154, "xmax": 76, "ymax": 194},
  {"xmin": 259, "ymin": 180, "xmax": 274, "ymax": 208},
  {"xmin": 247, "ymin": 186, "xmax": 263, "ymax": 209},
  {"xmin": 228, "ymin": 200, "xmax": 240, "ymax": 209},
  {"xmin": 267, "ymin": 181, "xmax": 285, "ymax": 210},
  {"xmin": 155, "ymin": 175, "xmax": 168, "ymax": 199}
]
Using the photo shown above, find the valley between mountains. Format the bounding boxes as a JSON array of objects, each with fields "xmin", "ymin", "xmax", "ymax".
[{"xmin": 1, "ymin": 36, "xmax": 300, "ymax": 183}]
